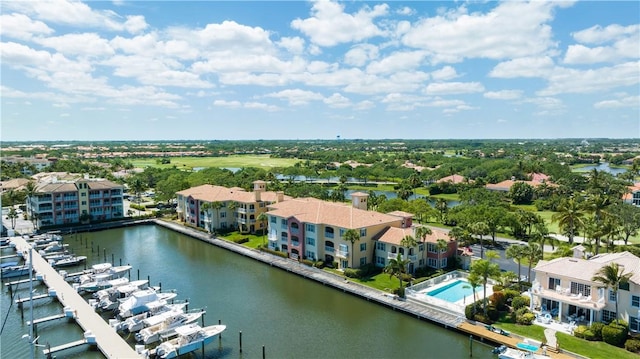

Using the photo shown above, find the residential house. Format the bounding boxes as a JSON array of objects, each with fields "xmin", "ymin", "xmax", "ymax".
[
  {"xmin": 532, "ymin": 250, "xmax": 640, "ymax": 331},
  {"xmin": 265, "ymin": 192, "xmax": 408, "ymax": 269},
  {"xmin": 27, "ymin": 175, "xmax": 124, "ymax": 227},
  {"xmin": 0, "ymin": 178, "xmax": 31, "ymax": 192},
  {"xmin": 176, "ymin": 181, "xmax": 289, "ymax": 233},
  {"xmin": 623, "ymin": 183, "xmax": 640, "ymax": 207},
  {"xmin": 437, "ymin": 174, "xmax": 466, "ymax": 184},
  {"xmin": 373, "ymin": 226, "xmax": 457, "ymax": 273}
]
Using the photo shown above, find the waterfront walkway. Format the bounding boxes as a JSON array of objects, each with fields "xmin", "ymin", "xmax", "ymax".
[{"xmin": 10, "ymin": 236, "xmax": 138, "ymax": 359}]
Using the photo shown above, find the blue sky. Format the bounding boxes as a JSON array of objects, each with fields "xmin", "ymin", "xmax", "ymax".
[{"xmin": 2, "ymin": 0, "xmax": 639, "ymax": 141}]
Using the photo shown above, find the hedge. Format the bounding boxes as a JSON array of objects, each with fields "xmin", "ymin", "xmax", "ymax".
[{"xmin": 602, "ymin": 322, "xmax": 627, "ymax": 347}]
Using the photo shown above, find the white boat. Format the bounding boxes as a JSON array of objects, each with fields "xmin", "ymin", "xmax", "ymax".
[
  {"xmin": 52, "ymin": 255, "xmax": 87, "ymax": 267},
  {"xmin": 1, "ymin": 264, "xmax": 32, "ymax": 279},
  {"xmin": 116, "ymin": 288, "xmax": 178, "ymax": 318},
  {"xmin": 41, "ymin": 242, "xmax": 68, "ymax": 253},
  {"xmin": 495, "ymin": 346, "xmax": 546, "ymax": 359},
  {"xmin": 94, "ymin": 282, "xmax": 154, "ymax": 311},
  {"xmin": 94, "ymin": 279, "xmax": 148, "ymax": 300},
  {"xmin": 113, "ymin": 302, "xmax": 188, "ymax": 333},
  {"xmin": 135, "ymin": 309, "xmax": 205, "ymax": 345},
  {"xmin": 154, "ymin": 324, "xmax": 226, "ymax": 359},
  {"xmin": 76, "ymin": 264, "xmax": 132, "ymax": 289}
]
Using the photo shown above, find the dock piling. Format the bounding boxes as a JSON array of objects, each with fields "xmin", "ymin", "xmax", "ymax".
[
  {"xmin": 263, "ymin": 345, "xmax": 266, "ymax": 359},
  {"xmin": 239, "ymin": 331, "xmax": 243, "ymax": 353}
]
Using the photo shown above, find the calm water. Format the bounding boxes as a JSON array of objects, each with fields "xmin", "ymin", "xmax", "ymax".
[
  {"xmin": 2, "ymin": 225, "xmax": 493, "ymax": 358},
  {"xmin": 574, "ymin": 162, "xmax": 627, "ymax": 175}
]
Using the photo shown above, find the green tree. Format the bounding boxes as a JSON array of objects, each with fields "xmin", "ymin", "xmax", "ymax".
[
  {"xmin": 129, "ymin": 177, "xmax": 146, "ymax": 216},
  {"xmin": 436, "ymin": 238, "xmax": 448, "ymax": 269},
  {"xmin": 592, "ymin": 263, "xmax": 632, "ymax": 325},
  {"xmin": 434, "ymin": 198, "xmax": 448, "ymax": 223},
  {"xmin": 23, "ymin": 181, "xmax": 37, "ymax": 220},
  {"xmin": 509, "ymin": 182, "xmax": 535, "ymax": 204},
  {"xmin": 200, "ymin": 202, "xmax": 214, "ymax": 233},
  {"xmin": 470, "ymin": 221, "xmax": 489, "ymax": 259},
  {"xmin": 384, "ymin": 253, "xmax": 411, "ymax": 298},
  {"xmin": 552, "ymin": 196, "xmax": 585, "ymax": 244},
  {"xmin": 466, "ymin": 272, "xmax": 482, "ymax": 306},
  {"xmin": 611, "ymin": 203, "xmax": 640, "ymax": 245},
  {"xmin": 343, "ymin": 228, "xmax": 361, "ymax": 268},
  {"xmin": 257, "ymin": 212, "xmax": 268, "ymax": 246},
  {"xmin": 7, "ymin": 207, "xmax": 18, "ymax": 229},
  {"xmin": 470, "ymin": 259, "xmax": 500, "ymax": 316},
  {"xmin": 414, "ymin": 225, "xmax": 432, "ymax": 266},
  {"xmin": 505, "ymin": 244, "xmax": 526, "ymax": 282},
  {"xmin": 525, "ymin": 242, "xmax": 542, "ymax": 282}
]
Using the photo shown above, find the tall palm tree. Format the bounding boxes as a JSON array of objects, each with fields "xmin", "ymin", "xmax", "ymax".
[
  {"xmin": 552, "ymin": 196, "xmax": 585, "ymax": 244},
  {"xmin": 505, "ymin": 244, "xmax": 526, "ymax": 282},
  {"xmin": 525, "ymin": 242, "xmax": 542, "ymax": 282},
  {"xmin": 257, "ymin": 212, "xmax": 268, "ymax": 247},
  {"xmin": 23, "ymin": 181, "xmax": 37, "ymax": 220},
  {"xmin": 470, "ymin": 259, "xmax": 500, "ymax": 316},
  {"xmin": 585, "ymin": 193, "xmax": 613, "ymax": 255},
  {"xmin": 435, "ymin": 198, "xmax": 448, "ymax": 223},
  {"xmin": 130, "ymin": 177, "xmax": 146, "ymax": 216},
  {"xmin": 384, "ymin": 253, "xmax": 411, "ymax": 298},
  {"xmin": 466, "ymin": 272, "xmax": 482, "ymax": 306},
  {"xmin": 414, "ymin": 225, "xmax": 432, "ymax": 266},
  {"xmin": 211, "ymin": 201, "xmax": 223, "ymax": 233},
  {"xmin": 343, "ymin": 229, "xmax": 361, "ymax": 268},
  {"xmin": 470, "ymin": 221, "xmax": 489, "ymax": 259},
  {"xmin": 200, "ymin": 202, "xmax": 213, "ymax": 233},
  {"xmin": 7, "ymin": 208, "xmax": 18, "ymax": 230},
  {"xmin": 592, "ymin": 263, "xmax": 632, "ymax": 324},
  {"xmin": 400, "ymin": 234, "xmax": 418, "ymax": 271},
  {"xmin": 531, "ymin": 222, "xmax": 553, "ymax": 260}
]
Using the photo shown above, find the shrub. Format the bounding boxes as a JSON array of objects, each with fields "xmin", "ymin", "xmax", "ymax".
[
  {"xmin": 301, "ymin": 259, "xmax": 315, "ymax": 267},
  {"xmin": 344, "ymin": 268, "xmax": 359, "ymax": 278},
  {"xmin": 602, "ymin": 322, "xmax": 628, "ymax": 347},
  {"xmin": 589, "ymin": 322, "xmax": 605, "ymax": 340},
  {"xmin": 573, "ymin": 325, "xmax": 588, "ymax": 339},
  {"xmin": 511, "ymin": 296, "xmax": 530, "ymax": 310},
  {"xmin": 516, "ymin": 312, "xmax": 536, "ymax": 325},
  {"xmin": 503, "ymin": 289, "xmax": 520, "ymax": 301},
  {"xmin": 582, "ymin": 329, "xmax": 597, "ymax": 341},
  {"xmin": 490, "ymin": 291, "xmax": 507, "ymax": 310},
  {"xmin": 624, "ymin": 338, "xmax": 640, "ymax": 353},
  {"xmin": 487, "ymin": 305, "xmax": 500, "ymax": 321},
  {"xmin": 232, "ymin": 237, "xmax": 249, "ymax": 244},
  {"xmin": 465, "ymin": 301, "xmax": 483, "ymax": 320},
  {"xmin": 492, "ymin": 284, "xmax": 504, "ymax": 292}
]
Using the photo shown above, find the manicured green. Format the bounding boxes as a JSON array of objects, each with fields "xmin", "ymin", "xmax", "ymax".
[
  {"xmin": 496, "ymin": 322, "xmax": 637, "ymax": 359},
  {"xmin": 129, "ymin": 155, "xmax": 301, "ymax": 170},
  {"xmin": 221, "ymin": 232, "xmax": 264, "ymax": 249},
  {"xmin": 353, "ymin": 272, "xmax": 402, "ymax": 292},
  {"xmin": 429, "ymin": 193, "xmax": 461, "ymax": 201}
]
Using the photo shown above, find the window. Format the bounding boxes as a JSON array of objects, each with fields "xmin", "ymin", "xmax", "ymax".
[
  {"xmin": 440, "ymin": 258, "xmax": 447, "ymax": 268},
  {"xmin": 360, "ymin": 228, "xmax": 367, "ymax": 237},
  {"xmin": 360, "ymin": 243, "xmax": 366, "ymax": 251},
  {"xmin": 427, "ymin": 243, "xmax": 437, "ymax": 253},
  {"xmin": 418, "ymin": 244, "xmax": 424, "ymax": 252},
  {"xmin": 339, "ymin": 228, "xmax": 345, "ymax": 237},
  {"xmin": 306, "ymin": 237, "xmax": 315, "ymax": 246},
  {"xmin": 632, "ymin": 295, "xmax": 640, "ymax": 308},
  {"xmin": 270, "ymin": 216, "xmax": 276, "ymax": 223},
  {"xmin": 305, "ymin": 251, "xmax": 315, "ymax": 261},
  {"xmin": 81, "ymin": 192, "xmax": 86, "ymax": 197},
  {"xmin": 631, "ymin": 316, "xmax": 639, "ymax": 333},
  {"xmin": 619, "ymin": 282, "xmax": 629, "ymax": 291},
  {"xmin": 609, "ymin": 289, "xmax": 616, "ymax": 302},
  {"xmin": 281, "ymin": 219, "xmax": 287, "ymax": 228},
  {"xmin": 376, "ymin": 242, "xmax": 386, "ymax": 251},
  {"xmin": 376, "ymin": 256, "xmax": 385, "ymax": 265},
  {"xmin": 220, "ymin": 212, "xmax": 226, "ymax": 218},
  {"xmin": 360, "ymin": 257, "xmax": 366, "ymax": 266},
  {"xmin": 602, "ymin": 310, "xmax": 616, "ymax": 324},
  {"xmin": 339, "ymin": 244, "xmax": 348, "ymax": 253},
  {"xmin": 280, "ymin": 232, "xmax": 288, "ymax": 242},
  {"xmin": 325, "ymin": 227, "xmax": 334, "ymax": 238},
  {"xmin": 570, "ymin": 282, "xmax": 591, "ymax": 296},
  {"xmin": 305, "ymin": 224, "xmax": 315, "ymax": 232},
  {"xmin": 81, "ymin": 201, "xmax": 86, "ymax": 205},
  {"xmin": 548, "ymin": 277, "xmax": 560, "ymax": 290},
  {"xmin": 428, "ymin": 258, "xmax": 437, "ymax": 267}
]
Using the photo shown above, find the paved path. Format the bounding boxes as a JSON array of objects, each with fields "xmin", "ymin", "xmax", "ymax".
[{"xmin": 11, "ymin": 236, "xmax": 138, "ymax": 359}]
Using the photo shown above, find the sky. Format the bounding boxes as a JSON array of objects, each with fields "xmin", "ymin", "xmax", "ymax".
[{"xmin": 1, "ymin": 0, "xmax": 639, "ymax": 141}]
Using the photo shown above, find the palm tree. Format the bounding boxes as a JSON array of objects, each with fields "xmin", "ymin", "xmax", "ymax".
[
  {"xmin": 531, "ymin": 222, "xmax": 553, "ymax": 260},
  {"xmin": 466, "ymin": 272, "xmax": 482, "ymax": 307},
  {"xmin": 525, "ymin": 242, "xmax": 542, "ymax": 282},
  {"xmin": 200, "ymin": 202, "xmax": 213, "ymax": 233},
  {"xmin": 505, "ymin": 244, "xmax": 526, "ymax": 282},
  {"xmin": 343, "ymin": 229, "xmax": 361, "ymax": 268},
  {"xmin": 130, "ymin": 177, "xmax": 145, "ymax": 216},
  {"xmin": 436, "ymin": 238, "xmax": 448, "ymax": 270},
  {"xmin": 384, "ymin": 253, "xmax": 411, "ymax": 298},
  {"xmin": 552, "ymin": 196, "xmax": 585, "ymax": 244},
  {"xmin": 470, "ymin": 221, "xmax": 489, "ymax": 259},
  {"xmin": 211, "ymin": 201, "xmax": 223, "ymax": 233},
  {"xmin": 592, "ymin": 263, "xmax": 632, "ymax": 324},
  {"xmin": 7, "ymin": 207, "xmax": 18, "ymax": 230},
  {"xmin": 23, "ymin": 181, "xmax": 37, "ymax": 220},
  {"xmin": 435, "ymin": 198, "xmax": 448, "ymax": 223},
  {"xmin": 257, "ymin": 212, "xmax": 268, "ymax": 247},
  {"xmin": 470, "ymin": 259, "xmax": 500, "ymax": 316},
  {"xmin": 585, "ymin": 193, "xmax": 612, "ymax": 255},
  {"xmin": 227, "ymin": 201, "xmax": 238, "ymax": 230},
  {"xmin": 414, "ymin": 225, "xmax": 432, "ymax": 266}
]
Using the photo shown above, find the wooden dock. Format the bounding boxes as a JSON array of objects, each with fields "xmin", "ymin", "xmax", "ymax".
[
  {"xmin": 28, "ymin": 313, "xmax": 67, "ymax": 326},
  {"xmin": 42, "ymin": 339, "xmax": 88, "ymax": 356},
  {"xmin": 10, "ymin": 236, "xmax": 139, "ymax": 359}
]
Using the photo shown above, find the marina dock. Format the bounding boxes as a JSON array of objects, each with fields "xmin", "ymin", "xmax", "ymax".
[{"xmin": 10, "ymin": 236, "xmax": 139, "ymax": 359}]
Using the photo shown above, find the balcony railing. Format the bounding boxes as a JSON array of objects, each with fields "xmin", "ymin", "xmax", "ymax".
[
  {"xmin": 324, "ymin": 232, "xmax": 334, "ymax": 239},
  {"xmin": 388, "ymin": 252, "xmax": 404, "ymax": 260},
  {"xmin": 268, "ymin": 235, "xmax": 278, "ymax": 242},
  {"xmin": 336, "ymin": 250, "xmax": 349, "ymax": 258},
  {"xmin": 291, "ymin": 241, "xmax": 300, "ymax": 247},
  {"xmin": 408, "ymin": 254, "xmax": 418, "ymax": 261},
  {"xmin": 324, "ymin": 246, "xmax": 335, "ymax": 253}
]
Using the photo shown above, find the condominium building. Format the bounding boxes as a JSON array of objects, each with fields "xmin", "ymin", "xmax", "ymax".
[
  {"xmin": 27, "ymin": 175, "xmax": 124, "ymax": 227},
  {"xmin": 176, "ymin": 181, "xmax": 289, "ymax": 233},
  {"xmin": 532, "ymin": 249, "xmax": 640, "ymax": 331}
]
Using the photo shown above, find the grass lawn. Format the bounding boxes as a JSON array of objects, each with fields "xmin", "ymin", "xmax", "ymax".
[
  {"xmin": 496, "ymin": 322, "xmax": 637, "ymax": 359},
  {"xmin": 353, "ymin": 272, "xmax": 401, "ymax": 292},
  {"xmin": 129, "ymin": 155, "xmax": 301, "ymax": 170},
  {"xmin": 220, "ymin": 232, "xmax": 265, "ymax": 249},
  {"xmin": 429, "ymin": 193, "xmax": 461, "ymax": 201}
]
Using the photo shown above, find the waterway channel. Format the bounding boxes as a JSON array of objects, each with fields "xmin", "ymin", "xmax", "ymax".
[{"xmin": 1, "ymin": 225, "xmax": 494, "ymax": 358}]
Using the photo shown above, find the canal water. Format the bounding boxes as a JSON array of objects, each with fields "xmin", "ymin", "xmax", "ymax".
[{"xmin": 1, "ymin": 225, "xmax": 493, "ymax": 358}]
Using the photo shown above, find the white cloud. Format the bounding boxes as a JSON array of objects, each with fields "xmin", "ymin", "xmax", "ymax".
[
  {"xmin": 564, "ymin": 25, "xmax": 640, "ymax": 64},
  {"xmin": 213, "ymin": 100, "xmax": 242, "ymax": 108},
  {"xmin": 539, "ymin": 61, "xmax": 640, "ymax": 96},
  {"xmin": 489, "ymin": 57, "xmax": 555, "ymax": 78},
  {"xmin": 522, "ymin": 97, "xmax": 564, "ymax": 111},
  {"xmin": 430, "ymin": 66, "xmax": 459, "ymax": 81},
  {"xmin": 572, "ymin": 24, "xmax": 640, "ymax": 44},
  {"xmin": 291, "ymin": 0, "xmax": 388, "ymax": 47},
  {"xmin": 424, "ymin": 82, "xmax": 484, "ymax": 95},
  {"xmin": 0, "ymin": 13, "xmax": 53, "ymax": 40},
  {"xmin": 323, "ymin": 93, "xmax": 351, "ymax": 108},
  {"xmin": 34, "ymin": 33, "xmax": 114, "ymax": 57},
  {"xmin": 484, "ymin": 90, "xmax": 523, "ymax": 100},
  {"xmin": 366, "ymin": 50, "xmax": 426, "ymax": 75},
  {"xmin": 277, "ymin": 36, "xmax": 305, "ymax": 55},
  {"xmin": 263, "ymin": 89, "xmax": 324, "ymax": 106},
  {"xmin": 344, "ymin": 44, "xmax": 379, "ymax": 67},
  {"xmin": 243, "ymin": 102, "xmax": 279, "ymax": 111},
  {"xmin": 594, "ymin": 95, "xmax": 640, "ymax": 109},
  {"xmin": 402, "ymin": 1, "xmax": 564, "ymax": 63},
  {"xmin": 396, "ymin": 6, "xmax": 415, "ymax": 16}
]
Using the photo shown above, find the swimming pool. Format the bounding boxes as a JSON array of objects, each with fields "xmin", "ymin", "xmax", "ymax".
[{"xmin": 426, "ymin": 279, "xmax": 482, "ymax": 303}]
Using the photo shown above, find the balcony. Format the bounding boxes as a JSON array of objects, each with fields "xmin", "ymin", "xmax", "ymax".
[
  {"xmin": 336, "ymin": 249, "xmax": 349, "ymax": 258},
  {"xmin": 408, "ymin": 254, "xmax": 418, "ymax": 261},
  {"xmin": 324, "ymin": 232, "xmax": 334, "ymax": 239},
  {"xmin": 291, "ymin": 241, "xmax": 300, "ymax": 247},
  {"xmin": 388, "ymin": 252, "xmax": 404, "ymax": 260},
  {"xmin": 268, "ymin": 235, "xmax": 278, "ymax": 242},
  {"xmin": 324, "ymin": 246, "xmax": 335, "ymax": 253},
  {"xmin": 237, "ymin": 208, "xmax": 247, "ymax": 214}
]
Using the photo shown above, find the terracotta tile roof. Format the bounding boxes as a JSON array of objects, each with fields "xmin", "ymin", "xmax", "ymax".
[
  {"xmin": 0, "ymin": 178, "xmax": 31, "ymax": 191},
  {"xmin": 534, "ymin": 251, "xmax": 640, "ymax": 285},
  {"xmin": 485, "ymin": 179, "xmax": 548, "ymax": 191},
  {"xmin": 386, "ymin": 210, "xmax": 414, "ymax": 218},
  {"xmin": 375, "ymin": 226, "xmax": 452, "ymax": 246},
  {"xmin": 267, "ymin": 197, "xmax": 401, "ymax": 229},
  {"xmin": 37, "ymin": 182, "xmax": 78, "ymax": 193},
  {"xmin": 437, "ymin": 174, "xmax": 466, "ymax": 184},
  {"xmin": 623, "ymin": 183, "xmax": 640, "ymax": 200},
  {"xmin": 87, "ymin": 180, "xmax": 123, "ymax": 190},
  {"xmin": 528, "ymin": 172, "xmax": 550, "ymax": 183},
  {"xmin": 176, "ymin": 184, "xmax": 288, "ymax": 204}
]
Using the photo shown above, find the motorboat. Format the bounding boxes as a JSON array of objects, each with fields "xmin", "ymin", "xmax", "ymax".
[
  {"xmin": 77, "ymin": 275, "xmax": 130, "ymax": 293},
  {"xmin": 153, "ymin": 324, "xmax": 226, "ymax": 359},
  {"xmin": 51, "ymin": 255, "xmax": 87, "ymax": 268},
  {"xmin": 135, "ymin": 309, "xmax": 206, "ymax": 345},
  {"xmin": 76, "ymin": 264, "xmax": 132, "ymax": 286},
  {"xmin": 112, "ymin": 302, "xmax": 188, "ymax": 333},
  {"xmin": 1, "ymin": 264, "xmax": 32, "ymax": 279},
  {"xmin": 94, "ymin": 282, "xmax": 154, "ymax": 311},
  {"xmin": 494, "ymin": 345, "xmax": 546, "ymax": 359},
  {"xmin": 116, "ymin": 288, "xmax": 178, "ymax": 318},
  {"xmin": 41, "ymin": 242, "xmax": 68, "ymax": 253},
  {"xmin": 94, "ymin": 279, "xmax": 148, "ymax": 300},
  {"xmin": 0, "ymin": 261, "xmax": 19, "ymax": 269}
]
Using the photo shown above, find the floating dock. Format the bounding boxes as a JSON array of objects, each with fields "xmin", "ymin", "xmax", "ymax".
[{"xmin": 10, "ymin": 236, "xmax": 139, "ymax": 359}]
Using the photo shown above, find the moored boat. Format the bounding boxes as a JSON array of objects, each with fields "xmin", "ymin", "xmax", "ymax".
[
  {"xmin": 1, "ymin": 264, "xmax": 32, "ymax": 279},
  {"xmin": 153, "ymin": 324, "xmax": 226, "ymax": 359},
  {"xmin": 135, "ymin": 309, "xmax": 206, "ymax": 345},
  {"xmin": 77, "ymin": 275, "xmax": 130, "ymax": 293},
  {"xmin": 52, "ymin": 255, "xmax": 87, "ymax": 267},
  {"xmin": 116, "ymin": 288, "xmax": 178, "ymax": 318},
  {"xmin": 112, "ymin": 302, "xmax": 188, "ymax": 333}
]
